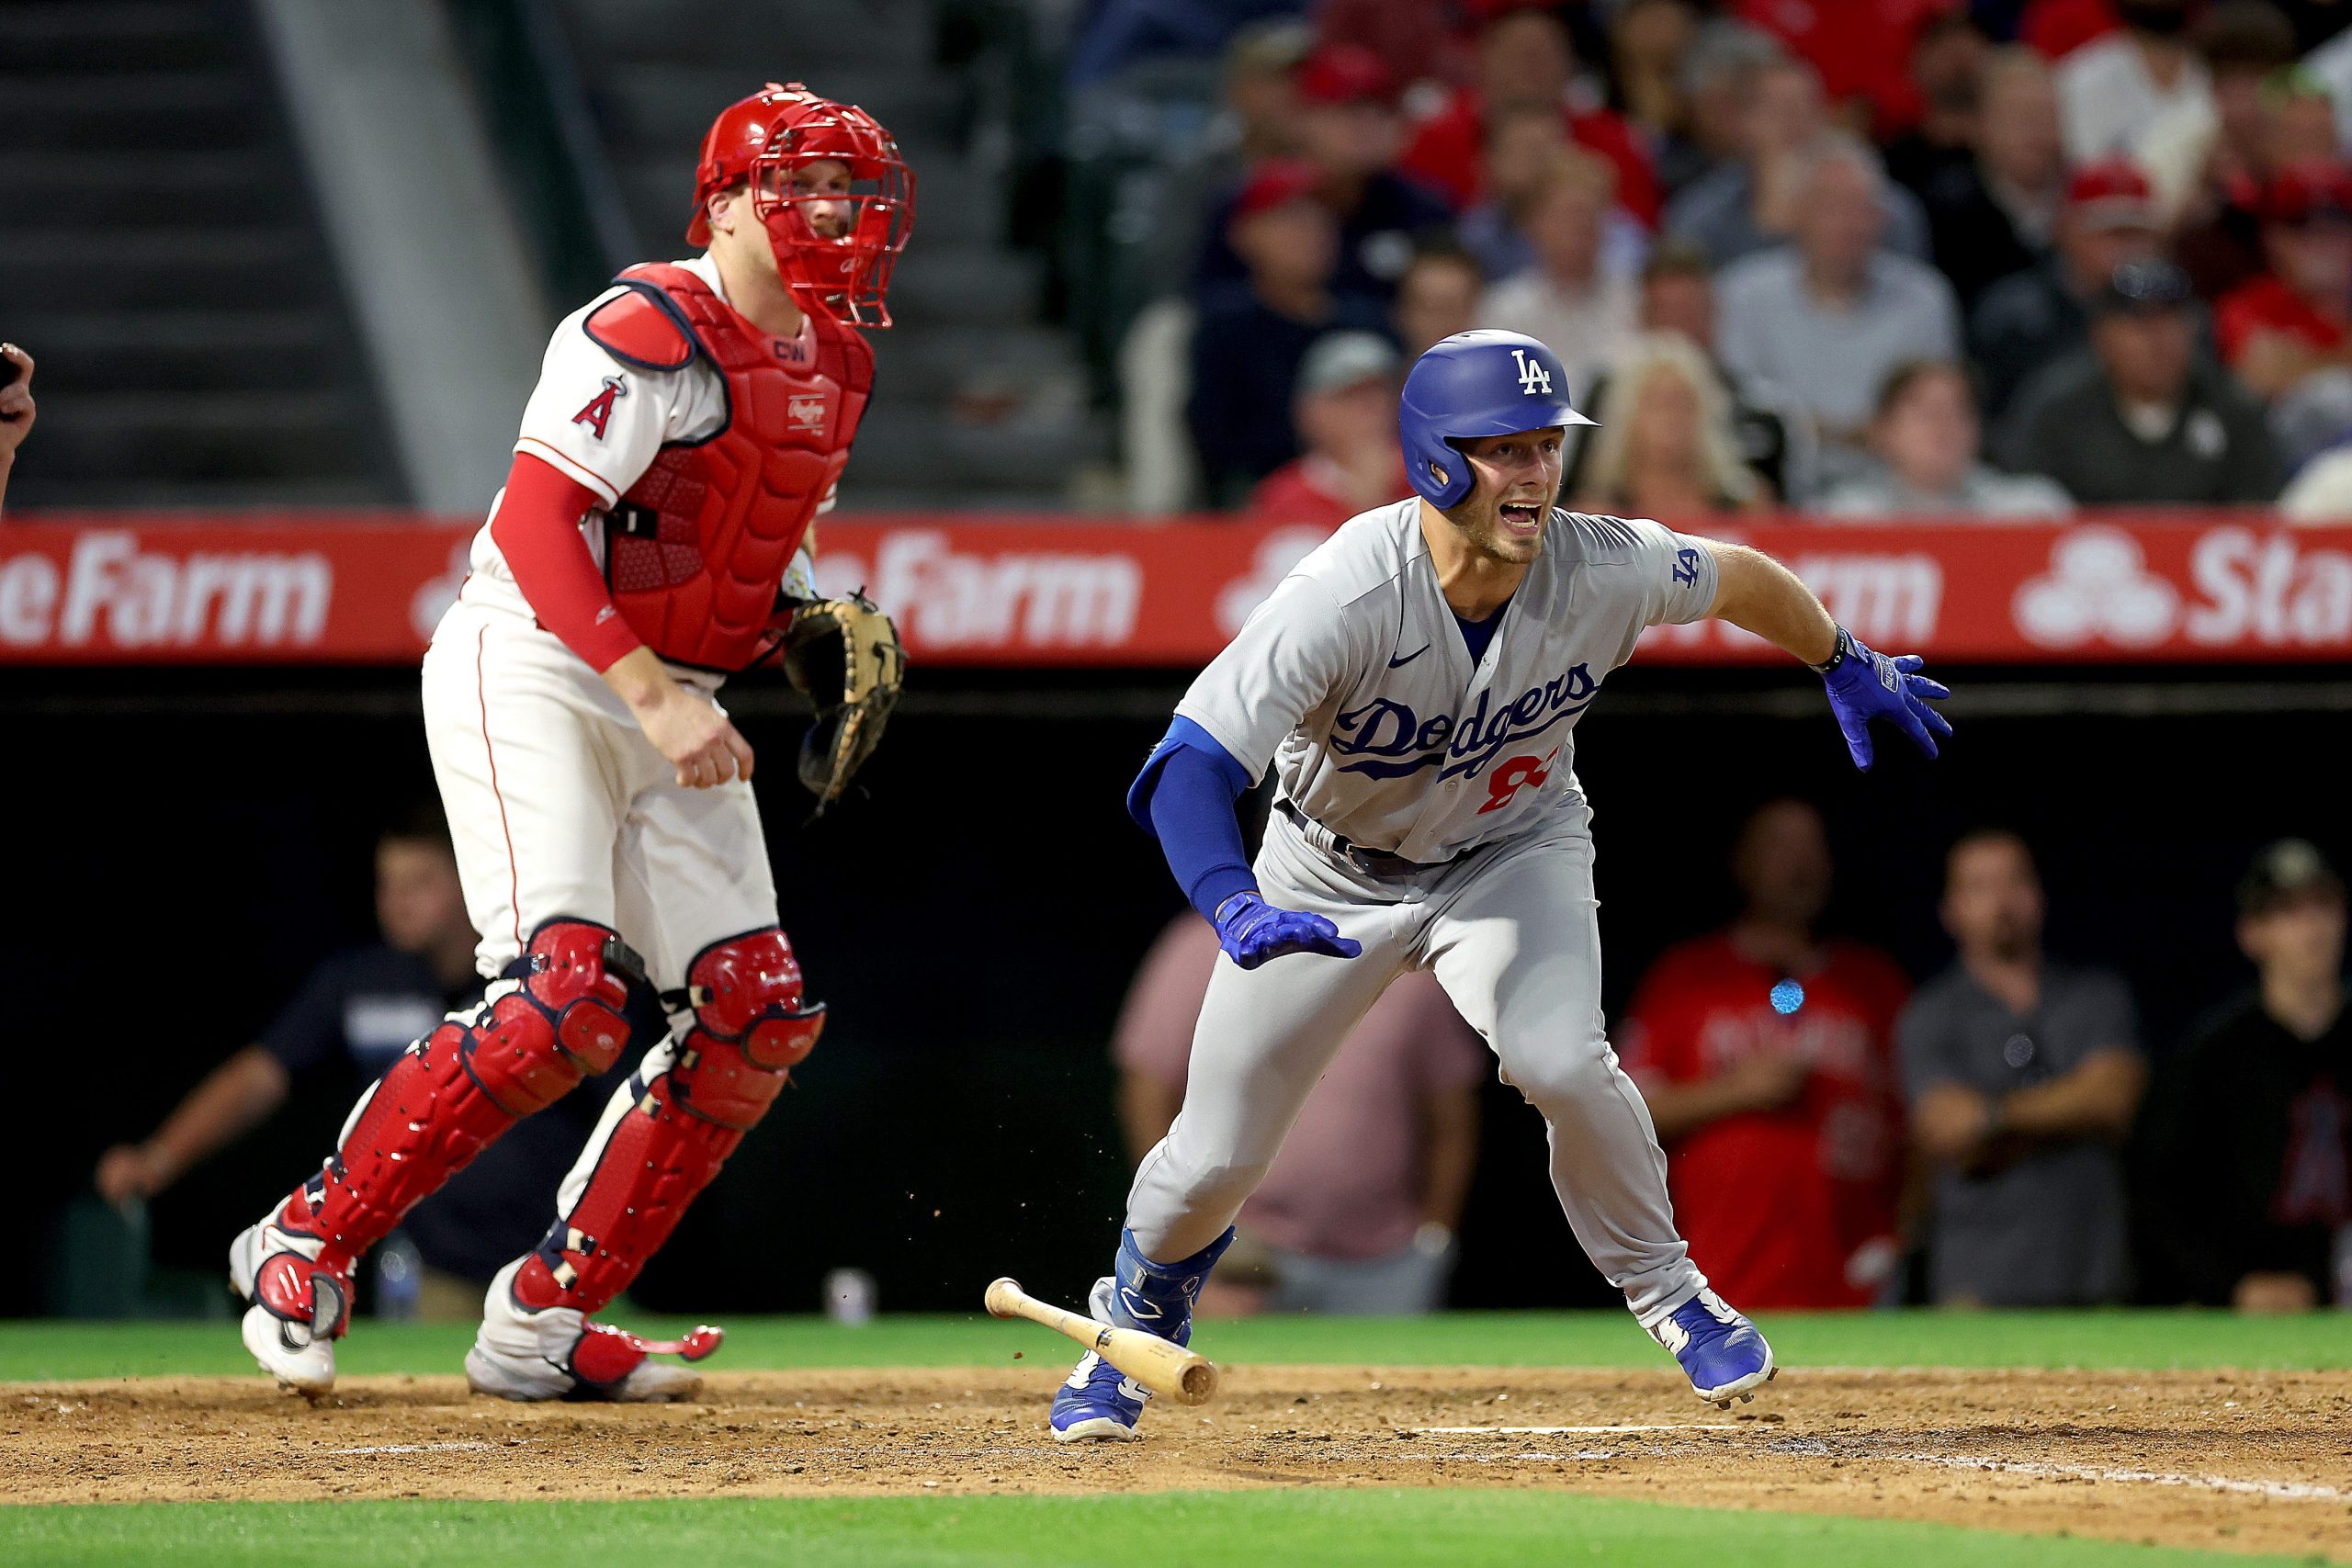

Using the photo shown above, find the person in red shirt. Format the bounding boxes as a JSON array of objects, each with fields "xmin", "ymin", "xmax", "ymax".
[
  {"xmin": 1248, "ymin": 332, "xmax": 1411, "ymax": 526},
  {"xmin": 2215, "ymin": 163, "xmax": 2352, "ymax": 400},
  {"xmin": 1619, "ymin": 798, "xmax": 1912, "ymax": 1309},
  {"xmin": 1733, "ymin": 0, "xmax": 1961, "ymax": 138},
  {"xmin": 1397, "ymin": 2, "xmax": 1661, "ymax": 226}
]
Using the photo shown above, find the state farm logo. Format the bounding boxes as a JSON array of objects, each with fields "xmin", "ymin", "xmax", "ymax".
[
  {"xmin": 2014, "ymin": 528, "xmax": 2178, "ymax": 648},
  {"xmin": 815, "ymin": 530, "xmax": 1140, "ymax": 648},
  {"xmin": 2014, "ymin": 526, "xmax": 2352, "ymax": 650},
  {"xmin": 0, "ymin": 530, "xmax": 332, "ymax": 649}
]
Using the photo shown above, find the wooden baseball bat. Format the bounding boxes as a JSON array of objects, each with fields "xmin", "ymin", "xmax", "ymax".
[{"xmin": 984, "ymin": 1277, "xmax": 1218, "ymax": 1406}]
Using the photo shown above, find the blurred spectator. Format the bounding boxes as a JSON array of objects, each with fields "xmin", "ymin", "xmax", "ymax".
[
  {"xmin": 1571, "ymin": 333, "xmax": 1770, "ymax": 515},
  {"xmin": 1621, "ymin": 799, "xmax": 1911, "ymax": 1310},
  {"xmin": 1396, "ymin": 4, "xmax": 1663, "ymax": 227},
  {"xmin": 1189, "ymin": 161, "xmax": 1393, "ymax": 505},
  {"xmin": 2215, "ymin": 163, "xmax": 2352, "ymax": 400},
  {"xmin": 1395, "ymin": 243, "xmax": 1484, "ymax": 356},
  {"xmin": 2058, "ymin": 0, "xmax": 2210, "ymax": 164},
  {"xmin": 2135, "ymin": 2, "xmax": 2301, "ymax": 224},
  {"xmin": 1664, "ymin": 57, "xmax": 1933, "ymax": 267},
  {"xmin": 1715, "ymin": 138, "xmax": 1962, "ymax": 459},
  {"xmin": 1248, "ymin": 332, "xmax": 1409, "ymax": 526},
  {"xmin": 1459, "ymin": 104, "xmax": 1649, "ymax": 282},
  {"xmin": 1970, "ymin": 159, "xmax": 2165, "ymax": 417},
  {"xmin": 1130, "ymin": 20, "xmax": 1314, "ymax": 309},
  {"xmin": 1909, "ymin": 47, "xmax": 2070, "ymax": 309},
  {"xmin": 2019, "ymin": 0, "xmax": 2125, "ymax": 61},
  {"xmin": 1900, "ymin": 830, "xmax": 2148, "ymax": 1308},
  {"xmin": 89, "ymin": 815, "xmax": 601, "ymax": 1317},
  {"xmin": 1115, "ymin": 913, "xmax": 1485, "ymax": 1314},
  {"xmin": 2142, "ymin": 840, "xmax": 2351, "ymax": 1312},
  {"xmin": 1309, "ymin": 0, "xmax": 1459, "ymax": 93},
  {"xmin": 1592, "ymin": 242, "xmax": 1806, "ymax": 500},
  {"xmin": 1660, "ymin": 21, "xmax": 1788, "ymax": 200},
  {"xmin": 1065, "ymin": 0, "xmax": 1303, "ymax": 91},
  {"xmin": 0, "ymin": 343, "xmax": 32, "ymax": 515},
  {"xmin": 1197, "ymin": 44, "xmax": 1453, "ymax": 303},
  {"xmin": 1819, "ymin": 361, "xmax": 2074, "ymax": 518},
  {"xmin": 1475, "ymin": 149, "xmax": 1640, "ymax": 395},
  {"xmin": 1997, "ymin": 258, "xmax": 2286, "ymax": 502},
  {"xmin": 1883, "ymin": 13, "xmax": 1991, "ymax": 197},
  {"xmin": 2174, "ymin": 70, "xmax": 2342, "ymax": 299},
  {"xmin": 1608, "ymin": 0, "xmax": 1702, "ymax": 152},
  {"xmin": 1732, "ymin": 0, "xmax": 1953, "ymax": 136}
]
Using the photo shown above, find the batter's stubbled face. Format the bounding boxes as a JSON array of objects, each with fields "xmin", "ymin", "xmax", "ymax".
[{"xmin": 1443, "ymin": 426, "xmax": 1566, "ymax": 564}]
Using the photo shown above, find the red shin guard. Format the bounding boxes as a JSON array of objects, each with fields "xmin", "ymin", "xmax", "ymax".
[
  {"xmin": 523, "ymin": 927, "xmax": 824, "ymax": 1315},
  {"xmin": 277, "ymin": 919, "xmax": 653, "ymax": 1301}
]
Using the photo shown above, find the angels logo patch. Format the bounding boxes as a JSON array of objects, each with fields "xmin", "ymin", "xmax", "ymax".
[
  {"xmin": 571, "ymin": 375, "xmax": 628, "ymax": 440},
  {"xmin": 788, "ymin": 393, "xmax": 829, "ymax": 433}
]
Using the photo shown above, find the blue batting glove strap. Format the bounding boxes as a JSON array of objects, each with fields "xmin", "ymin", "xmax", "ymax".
[
  {"xmin": 1212, "ymin": 892, "xmax": 1363, "ymax": 970},
  {"xmin": 1816, "ymin": 627, "xmax": 1953, "ymax": 772}
]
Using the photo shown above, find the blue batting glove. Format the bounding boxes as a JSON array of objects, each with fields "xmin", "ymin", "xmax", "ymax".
[
  {"xmin": 1212, "ymin": 892, "xmax": 1363, "ymax": 970},
  {"xmin": 1815, "ymin": 626, "xmax": 1952, "ymax": 771}
]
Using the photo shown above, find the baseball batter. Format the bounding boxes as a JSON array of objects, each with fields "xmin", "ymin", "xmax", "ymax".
[
  {"xmin": 226, "ymin": 83, "xmax": 910, "ymax": 1401},
  {"xmin": 1049, "ymin": 330, "xmax": 1951, "ymax": 1440}
]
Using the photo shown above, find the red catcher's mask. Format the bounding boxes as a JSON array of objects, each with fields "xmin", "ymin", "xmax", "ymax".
[{"xmin": 686, "ymin": 82, "xmax": 915, "ymax": 329}]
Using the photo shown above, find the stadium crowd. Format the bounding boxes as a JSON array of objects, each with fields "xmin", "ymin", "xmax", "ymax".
[{"xmin": 1060, "ymin": 0, "xmax": 2352, "ymax": 522}]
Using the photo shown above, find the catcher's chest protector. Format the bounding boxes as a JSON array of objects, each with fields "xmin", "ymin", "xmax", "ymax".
[{"xmin": 596, "ymin": 262, "xmax": 873, "ymax": 672}]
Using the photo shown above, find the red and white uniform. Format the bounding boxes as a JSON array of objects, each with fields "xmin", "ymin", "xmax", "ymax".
[
  {"xmin": 426, "ymin": 251, "xmax": 862, "ymax": 981},
  {"xmin": 1619, "ymin": 933, "xmax": 1911, "ymax": 1309},
  {"xmin": 230, "ymin": 80, "xmax": 906, "ymax": 1403}
]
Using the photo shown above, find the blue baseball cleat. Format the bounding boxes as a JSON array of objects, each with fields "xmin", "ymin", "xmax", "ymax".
[
  {"xmin": 1048, "ymin": 1227, "xmax": 1232, "ymax": 1444},
  {"xmin": 1649, "ymin": 1288, "xmax": 1777, "ymax": 1407}
]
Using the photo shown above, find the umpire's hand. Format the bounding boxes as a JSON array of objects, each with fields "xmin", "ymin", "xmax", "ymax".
[{"xmin": 0, "ymin": 343, "xmax": 35, "ymax": 465}]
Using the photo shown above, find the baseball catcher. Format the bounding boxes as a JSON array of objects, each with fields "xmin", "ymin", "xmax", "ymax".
[{"xmin": 226, "ymin": 83, "xmax": 911, "ymax": 1401}]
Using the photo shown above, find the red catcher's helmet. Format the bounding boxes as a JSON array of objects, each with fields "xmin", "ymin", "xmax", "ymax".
[{"xmin": 686, "ymin": 82, "xmax": 914, "ymax": 329}]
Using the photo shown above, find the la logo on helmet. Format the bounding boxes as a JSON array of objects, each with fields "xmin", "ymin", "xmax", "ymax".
[{"xmin": 1510, "ymin": 348, "xmax": 1553, "ymax": 396}]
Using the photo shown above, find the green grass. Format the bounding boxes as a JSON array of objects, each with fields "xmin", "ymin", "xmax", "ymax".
[
  {"xmin": 0, "ymin": 1491, "xmax": 2314, "ymax": 1568},
  {"xmin": 4, "ymin": 1308, "xmax": 2348, "ymax": 1384}
]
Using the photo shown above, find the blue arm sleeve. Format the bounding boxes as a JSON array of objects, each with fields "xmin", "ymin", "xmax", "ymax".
[{"xmin": 1126, "ymin": 716, "xmax": 1258, "ymax": 921}]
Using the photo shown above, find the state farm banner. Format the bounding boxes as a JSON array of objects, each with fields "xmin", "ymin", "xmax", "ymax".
[{"xmin": 3, "ymin": 512, "xmax": 2349, "ymax": 667}]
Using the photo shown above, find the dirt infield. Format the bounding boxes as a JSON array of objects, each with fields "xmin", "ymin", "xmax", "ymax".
[{"xmin": 7, "ymin": 1366, "xmax": 2350, "ymax": 1560}]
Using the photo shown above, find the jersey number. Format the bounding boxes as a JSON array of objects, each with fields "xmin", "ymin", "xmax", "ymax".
[{"xmin": 1478, "ymin": 745, "xmax": 1560, "ymax": 815}]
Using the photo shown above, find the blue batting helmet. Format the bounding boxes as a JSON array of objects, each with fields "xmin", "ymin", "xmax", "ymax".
[{"xmin": 1397, "ymin": 331, "xmax": 1594, "ymax": 509}]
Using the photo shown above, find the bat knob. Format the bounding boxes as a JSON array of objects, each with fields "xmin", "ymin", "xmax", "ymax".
[{"xmin": 983, "ymin": 1277, "xmax": 1023, "ymax": 1318}]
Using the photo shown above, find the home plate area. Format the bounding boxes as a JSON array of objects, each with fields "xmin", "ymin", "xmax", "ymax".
[{"xmin": 7, "ymin": 1366, "xmax": 2349, "ymax": 1560}]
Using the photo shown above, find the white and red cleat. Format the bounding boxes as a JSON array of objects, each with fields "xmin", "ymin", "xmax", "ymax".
[
  {"xmin": 464, "ymin": 1257, "xmax": 719, "ymax": 1402},
  {"xmin": 228, "ymin": 1203, "xmax": 349, "ymax": 1396}
]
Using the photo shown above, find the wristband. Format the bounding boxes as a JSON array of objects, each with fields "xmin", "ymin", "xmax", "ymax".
[{"xmin": 1808, "ymin": 625, "xmax": 1855, "ymax": 676}]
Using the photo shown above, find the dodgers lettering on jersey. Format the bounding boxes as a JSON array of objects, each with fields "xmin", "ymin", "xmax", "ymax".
[{"xmin": 1176, "ymin": 501, "xmax": 1718, "ymax": 863}]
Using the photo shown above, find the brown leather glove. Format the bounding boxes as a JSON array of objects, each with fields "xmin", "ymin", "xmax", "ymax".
[{"xmin": 779, "ymin": 591, "xmax": 905, "ymax": 814}]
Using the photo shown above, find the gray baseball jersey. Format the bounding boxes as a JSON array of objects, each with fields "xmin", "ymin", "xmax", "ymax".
[
  {"xmin": 1121, "ymin": 500, "xmax": 1724, "ymax": 1329},
  {"xmin": 1176, "ymin": 501, "xmax": 1719, "ymax": 862}
]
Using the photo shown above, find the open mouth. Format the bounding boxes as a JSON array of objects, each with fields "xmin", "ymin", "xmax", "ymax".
[{"xmin": 1498, "ymin": 501, "xmax": 1544, "ymax": 532}]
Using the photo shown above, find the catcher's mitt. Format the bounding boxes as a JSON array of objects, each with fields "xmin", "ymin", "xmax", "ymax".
[{"xmin": 780, "ymin": 590, "xmax": 905, "ymax": 813}]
